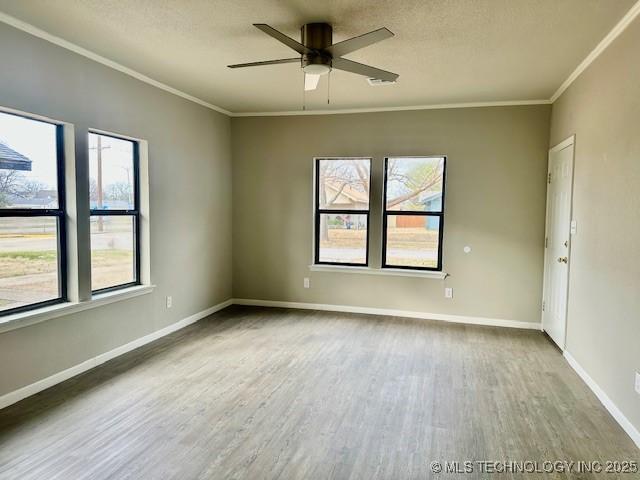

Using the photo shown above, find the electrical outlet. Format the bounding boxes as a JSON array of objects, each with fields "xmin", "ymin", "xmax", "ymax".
[
  {"xmin": 303, "ymin": 277, "xmax": 310, "ymax": 289},
  {"xmin": 166, "ymin": 296, "xmax": 172, "ymax": 309},
  {"xmin": 445, "ymin": 287, "xmax": 453, "ymax": 299},
  {"xmin": 635, "ymin": 372, "xmax": 640, "ymax": 395}
]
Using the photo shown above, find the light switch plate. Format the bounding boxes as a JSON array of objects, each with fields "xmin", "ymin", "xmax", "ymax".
[
  {"xmin": 570, "ymin": 220, "xmax": 577, "ymax": 235},
  {"xmin": 445, "ymin": 287, "xmax": 453, "ymax": 299},
  {"xmin": 303, "ymin": 277, "xmax": 310, "ymax": 289},
  {"xmin": 635, "ymin": 372, "xmax": 640, "ymax": 395}
]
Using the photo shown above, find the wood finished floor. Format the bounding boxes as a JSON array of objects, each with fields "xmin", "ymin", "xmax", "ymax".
[{"xmin": 0, "ymin": 306, "xmax": 638, "ymax": 480}]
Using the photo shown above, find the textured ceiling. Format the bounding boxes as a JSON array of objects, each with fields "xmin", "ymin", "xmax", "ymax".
[{"xmin": 0, "ymin": 0, "xmax": 635, "ymax": 113}]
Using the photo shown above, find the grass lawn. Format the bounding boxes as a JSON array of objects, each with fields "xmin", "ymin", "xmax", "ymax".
[
  {"xmin": 321, "ymin": 227, "xmax": 438, "ymax": 249},
  {"xmin": 319, "ymin": 227, "xmax": 438, "ymax": 268},
  {"xmin": 0, "ymin": 249, "xmax": 132, "ymax": 279},
  {"xmin": 386, "ymin": 227, "xmax": 439, "ymax": 250},
  {"xmin": 320, "ymin": 228, "xmax": 366, "ymax": 248},
  {"xmin": 0, "ymin": 251, "xmax": 59, "ymax": 277},
  {"xmin": 91, "ymin": 250, "xmax": 134, "ymax": 290},
  {"xmin": 385, "ymin": 256, "xmax": 437, "ymax": 268},
  {"xmin": 0, "ymin": 248, "xmax": 134, "ymax": 310}
]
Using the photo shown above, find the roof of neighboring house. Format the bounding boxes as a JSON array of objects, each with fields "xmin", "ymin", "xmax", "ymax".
[
  {"xmin": 325, "ymin": 180, "xmax": 369, "ymax": 204},
  {"xmin": 420, "ymin": 191, "xmax": 442, "ymax": 204},
  {"xmin": 0, "ymin": 142, "xmax": 32, "ymax": 171}
]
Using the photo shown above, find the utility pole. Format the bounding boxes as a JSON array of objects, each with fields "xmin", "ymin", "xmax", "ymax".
[{"xmin": 96, "ymin": 135, "xmax": 104, "ymax": 232}]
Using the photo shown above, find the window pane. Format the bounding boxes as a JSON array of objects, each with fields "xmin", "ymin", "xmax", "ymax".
[
  {"xmin": 386, "ymin": 157, "xmax": 444, "ymax": 212},
  {"xmin": 317, "ymin": 158, "xmax": 370, "ymax": 210},
  {"xmin": 318, "ymin": 213, "xmax": 367, "ymax": 265},
  {"xmin": 385, "ymin": 215, "xmax": 440, "ymax": 268},
  {"xmin": 89, "ymin": 133, "xmax": 135, "ymax": 210},
  {"xmin": 91, "ymin": 215, "xmax": 135, "ymax": 290},
  {"xmin": 0, "ymin": 217, "xmax": 59, "ymax": 312},
  {"xmin": 0, "ymin": 111, "xmax": 59, "ymax": 209}
]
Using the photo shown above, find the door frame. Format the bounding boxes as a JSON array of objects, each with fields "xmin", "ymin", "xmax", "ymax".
[{"xmin": 541, "ymin": 135, "xmax": 576, "ymax": 349}]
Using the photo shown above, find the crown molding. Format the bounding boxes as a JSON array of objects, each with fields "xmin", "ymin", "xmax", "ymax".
[
  {"xmin": 550, "ymin": 0, "xmax": 640, "ymax": 103},
  {"xmin": 0, "ymin": 11, "xmax": 233, "ymax": 116},
  {"xmin": 229, "ymin": 99, "xmax": 551, "ymax": 117}
]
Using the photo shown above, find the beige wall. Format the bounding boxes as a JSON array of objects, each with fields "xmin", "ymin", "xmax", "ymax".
[
  {"xmin": 0, "ymin": 24, "xmax": 232, "ymax": 396},
  {"xmin": 232, "ymin": 105, "xmax": 551, "ymax": 323},
  {"xmin": 550, "ymin": 17, "xmax": 640, "ymax": 434}
]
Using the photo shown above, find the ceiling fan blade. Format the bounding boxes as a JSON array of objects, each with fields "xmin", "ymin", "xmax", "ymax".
[
  {"xmin": 228, "ymin": 58, "xmax": 300, "ymax": 68},
  {"xmin": 253, "ymin": 24, "xmax": 312, "ymax": 55},
  {"xmin": 326, "ymin": 27, "xmax": 394, "ymax": 58},
  {"xmin": 332, "ymin": 57, "xmax": 398, "ymax": 82},
  {"xmin": 304, "ymin": 74, "xmax": 321, "ymax": 91}
]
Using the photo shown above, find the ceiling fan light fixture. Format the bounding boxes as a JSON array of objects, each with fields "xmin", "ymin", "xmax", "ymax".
[{"xmin": 303, "ymin": 63, "xmax": 331, "ymax": 76}]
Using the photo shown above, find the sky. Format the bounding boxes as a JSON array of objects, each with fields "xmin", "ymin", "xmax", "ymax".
[
  {"xmin": 88, "ymin": 133, "xmax": 134, "ymax": 194},
  {"xmin": 0, "ymin": 110, "xmax": 58, "ymax": 191},
  {"xmin": 0, "ymin": 110, "xmax": 135, "ymax": 208}
]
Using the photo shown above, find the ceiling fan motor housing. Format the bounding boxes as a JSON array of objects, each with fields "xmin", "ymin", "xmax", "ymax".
[{"xmin": 301, "ymin": 23, "xmax": 333, "ymax": 74}]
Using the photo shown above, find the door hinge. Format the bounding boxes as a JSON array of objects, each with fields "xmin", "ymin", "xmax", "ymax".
[
  {"xmin": 542, "ymin": 301, "xmax": 545, "ymax": 312},
  {"xmin": 548, "ymin": 173, "xmax": 552, "ymax": 184},
  {"xmin": 545, "ymin": 237, "xmax": 548, "ymax": 248}
]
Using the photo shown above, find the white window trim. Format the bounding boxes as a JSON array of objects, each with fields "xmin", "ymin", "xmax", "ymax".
[
  {"xmin": 86, "ymin": 129, "xmax": 152, "ymax": 291},
  {"xmin": 309, "ymin": 264, "xmax": 448, "ymax": 279},
  {"xmin": 0, "ymin": 105, "xmax": 153, "ymax": 330},
  {"xmin": 0, "ymin": 284, "xmax": 155, "ymax": 334},
  {"xmin": 312, "ymin": 156, "xmax": 373, "ymax": 267},
  {"xmin": 310, "ymin": 155, "xmax": 448, "ymax": 278}
]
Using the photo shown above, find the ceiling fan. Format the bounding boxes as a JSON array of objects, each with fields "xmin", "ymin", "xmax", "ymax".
[{"xmin": 228, "ymin": 23, "xmax": 398, "ymax": 91}]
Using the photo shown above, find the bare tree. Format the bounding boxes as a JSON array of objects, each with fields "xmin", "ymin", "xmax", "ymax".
[
  {"xmin": 0, "ymin": 170, "xmax": 20, "ymax": 206},
  {"xmin": 386, "ymin": 159, "xmax": 443, "ymax": 209},
  {"xmin": 105, "ymin": 181, "xmax": 133, "ymax": 203},
  {"xmin": 20, "ymin": 179, "xmax": 46, "ymax": 199},
  {"xmin": 318, "ymin": 159, "xmax": 369, "ymax": 241},
  {"xmin": 0, "ymin": 170, "xmax": 45, "ymax": 207}
]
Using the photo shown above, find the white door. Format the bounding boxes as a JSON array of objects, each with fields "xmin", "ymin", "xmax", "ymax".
[{"xmin": 542, "ymin": 136, "xmax": 575, "ymax": 349}]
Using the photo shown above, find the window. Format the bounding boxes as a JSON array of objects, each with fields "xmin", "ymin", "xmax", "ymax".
[
  {"xmin": 383, "ymin": 156, "xmax": 446, "ymax": 270},
  {"xmin": 0, "ymin": 105, "xmax": 151, "ymax": 323},
  {"xmin": 0, "ymin": 110, "xmax": 66, "ymax": 315},
  {"xmin": 314, "ymin": 158, "xmax": 371, "ymax": 266},
  {"xmin": 89, "ymin": 132, "xmax": 140, "ymax": 292}
]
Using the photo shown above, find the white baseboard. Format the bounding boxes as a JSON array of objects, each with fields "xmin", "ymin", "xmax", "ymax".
[
  {"xmin": 564, "ymin": 351, "xmax": 640, "ymax": 449},
  {"xmin": 0, "ymin": 298, "xmax": 233, "ymax": 410},
  {"xmin": 232, "ymin": 298, "xmax": 541, "ymax": 330}
]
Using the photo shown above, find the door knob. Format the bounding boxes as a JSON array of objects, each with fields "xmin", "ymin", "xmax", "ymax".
[{"xmin": 557, "ymin": 257, "xmax": 568, "ymax": 264}]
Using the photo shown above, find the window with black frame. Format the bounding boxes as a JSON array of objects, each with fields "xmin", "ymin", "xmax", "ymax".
[
  {"xmin": 0, "ymin": 110, "xmax": 66, "ymax": 315},
  {"xmin": 383, "ymin": 156, "xmax": 446, "ymax": 271},
  {"xmin": 314, "ymin": 157, "xmax": 371, "ymax": 266},
  {"xmin": 89, "ymin": 132, "xmax": 140, "ymax": 292}
]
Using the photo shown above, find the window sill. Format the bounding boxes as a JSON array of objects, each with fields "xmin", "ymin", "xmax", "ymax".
[
  {"xmin": 0, "ymin": 284, "xmax": 155, "ymax": 334},
  {"xmin": 308, "ymin": 265, "xmax": 448, "ymax": 279}
]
